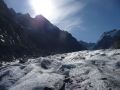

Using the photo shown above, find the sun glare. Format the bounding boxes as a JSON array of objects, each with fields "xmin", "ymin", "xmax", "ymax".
[{"xmin": 30, "ymin": 0, "xmax": 54, "ymax": 19}]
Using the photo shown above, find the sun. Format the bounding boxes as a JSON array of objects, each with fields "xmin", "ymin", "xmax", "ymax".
[{"xmin": 30, "ymin": 0, "xmax": 54, "ymax": 19}]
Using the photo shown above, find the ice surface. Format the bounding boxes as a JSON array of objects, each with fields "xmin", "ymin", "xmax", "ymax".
[{"xmin": 0, "ymin": 49, "xmax": 120, "ymax": 90}]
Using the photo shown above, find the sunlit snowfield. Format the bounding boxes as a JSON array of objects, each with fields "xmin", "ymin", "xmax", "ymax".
[{"xmin": 1, "ymin": 49, "xmax": 120, "ymax": 90}]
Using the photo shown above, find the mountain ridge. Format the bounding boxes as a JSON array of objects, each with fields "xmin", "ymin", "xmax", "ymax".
[
  {"xmin": 94, "ymin": 29, "xmax": 120, "ymax": 49},
  {"xmin": 0, "ymin": 0, "xmax": 86, "ymax": 62}
]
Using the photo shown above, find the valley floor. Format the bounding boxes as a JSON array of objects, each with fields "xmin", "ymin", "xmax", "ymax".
[{"xmin": 0, "ymin": 49, "xmax": 120, "ymax": 90}]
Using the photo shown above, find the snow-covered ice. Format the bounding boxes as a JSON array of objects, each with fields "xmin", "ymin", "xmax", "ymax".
[{"xmin": 0, "ymin": 49, "xmax": 120, "ymax": 90}]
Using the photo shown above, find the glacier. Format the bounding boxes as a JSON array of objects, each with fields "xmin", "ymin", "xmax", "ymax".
[{"xmin": 0, "ymin": 49, "xmax": 120, "ymax": 90}]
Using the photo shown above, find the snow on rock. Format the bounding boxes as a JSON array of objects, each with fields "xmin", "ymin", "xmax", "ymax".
[{"xmin": 0, "ymin": 49, "xmax": 120, "ymax": 90}]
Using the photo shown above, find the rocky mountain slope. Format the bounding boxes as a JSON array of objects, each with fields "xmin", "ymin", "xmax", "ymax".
[
  {"xmin": 0, "ymin": 49, "xmax": 120, "ymax": 90},
  {"xmin": 0, "ymin": 0, "xmax": 86, "ymax": 62},
  {"xmin": 79, "ymin": 41, "xmax": 95, "ymax": 50},
  {"xmin": 94, "ymin": 29, "xmax": 120, "ymax": 49}
]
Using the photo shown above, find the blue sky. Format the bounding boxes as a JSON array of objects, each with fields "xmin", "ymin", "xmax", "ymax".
[{"xmin": 4, "ymin": 0, "xmax": 120, "ymax": 42}]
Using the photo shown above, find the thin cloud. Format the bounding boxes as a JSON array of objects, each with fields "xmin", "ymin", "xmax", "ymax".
[
  {"xmin": 50, "ymin": 0, "xmax": 87, "ymax": 32},
  {"xmin": 57, "ymin": 17, "xmax": 83, "ymax": 31},
  {"xmin": 51, "ymin": 0, "xmax": 85, "ymax": 22}
]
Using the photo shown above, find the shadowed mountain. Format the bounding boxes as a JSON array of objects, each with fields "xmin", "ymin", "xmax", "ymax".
[
  {"xmin": 94, "ymin": 29, "xmax": 120, "ymax": 49},
  {"xmin": 0, "ymin": 0, "xmax": 86, "ymax": 62},
  {"xmin": 79, "ymin": 41, "xmax": 95, "ymax": 50}
]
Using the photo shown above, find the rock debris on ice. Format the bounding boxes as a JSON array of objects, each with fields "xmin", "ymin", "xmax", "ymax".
[{"xmin": 0, "ymin": 49, "xmax": 120, "ymax": 90}]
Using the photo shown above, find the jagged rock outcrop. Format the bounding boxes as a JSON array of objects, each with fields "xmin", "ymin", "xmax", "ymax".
[
  {"xmin": 0, "ymin": 0, "xmax": 86, "ymax": 61},
  {"xmin": 94, "ymin": 29, "xmax": 120, "ymax": 49}
]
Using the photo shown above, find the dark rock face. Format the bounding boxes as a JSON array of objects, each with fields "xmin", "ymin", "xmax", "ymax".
[
  {"xmin": 0, "ymin": 0, "xmax": 86, "ymax": 62},
  {"xmin": 94, "ymin": 29, "xmax": 120, "ymax": 49}
]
